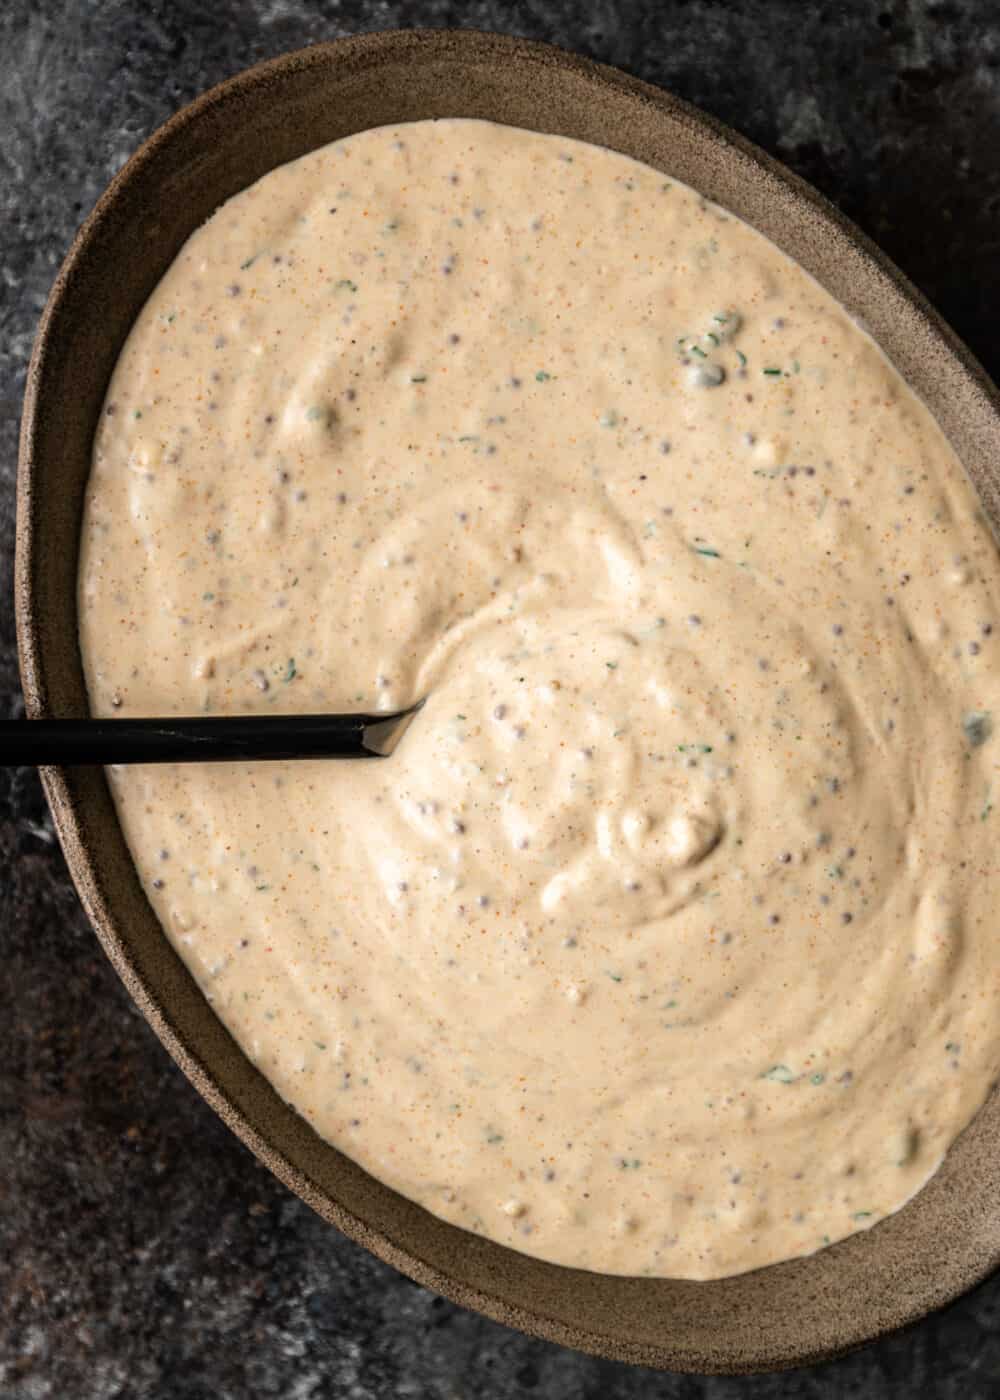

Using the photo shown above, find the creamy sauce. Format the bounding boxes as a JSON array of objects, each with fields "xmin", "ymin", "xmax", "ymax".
[{"xmin": 79, "ymin": 119, "xmax": 1000, "ymax": 1279}]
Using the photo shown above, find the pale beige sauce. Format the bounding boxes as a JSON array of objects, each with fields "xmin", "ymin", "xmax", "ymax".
[{"xmin": 79, "ymin": 120, "xmax": 1000, "ymax": 1279}]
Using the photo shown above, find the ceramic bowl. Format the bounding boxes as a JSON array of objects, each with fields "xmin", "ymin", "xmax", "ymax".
[{"xmin": 16, "ymin": 29, "xmax": 1000, "ymax": 1374}]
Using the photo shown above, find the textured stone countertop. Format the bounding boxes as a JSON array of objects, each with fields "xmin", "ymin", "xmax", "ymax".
[{"xmin": 4, "ymin": 2, "xmax": 1000, "ymax": 1395}]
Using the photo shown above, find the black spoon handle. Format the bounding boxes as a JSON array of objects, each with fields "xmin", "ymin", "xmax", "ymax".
[{"xmin": 0, "ymin": 712, "xmax": 406, "ymax": 766}]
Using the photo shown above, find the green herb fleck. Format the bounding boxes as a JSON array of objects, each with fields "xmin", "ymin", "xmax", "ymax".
[
  {"xmin": 283, "ymin": 658, "xmax": 297, "ymax": 683},
  {"xmin": 455, "ymin": 714, "xmax": 467, "ymax": 721},
  {"xmin": 963, "ymin": 711, "xmax": 993, "ymax": 748},
  {"xmin": 314, "ymin": 1041, "xmax": 327, "ymax": 1050},
  {"xmin": 810, "ymin": 1072, "xmax": 826, "ymax": 1085},
  {"xmin": 762, "ymin": 1064, "xmax": 797, "ymax": 1084},
  {"xmin": 713, "ymin": 313, "xmax": 730, "ymax": 324},
  {"xmin": 606, "ymin": 661, "xmax": 618, "ymax": 670},
  {"xmin": 202, "ymin": 592, "xmax": 215, "ymax": 602},
  {"xmin": 606, "ymin": 971, "xmax": 623, "ymax": 983},
  {"xmin": 762, "ymin": 367, "xmax": 782, "ymax": 377},
  {"xmin": 133, "ymin": 410, "xmax": 143, "ymax": 420},
  {"xmin": 690, "ymin": 344, "xmax": 707, "ymax": 358},
  {"xmin": 693, "ymin": 546, "xmax": 721, "ymax": 558},
  {"xmin": 410, "ymin": 374, "xmax": 427, "ymax": 384},
  {"xmin": 677, "ymin": 743, "xmax": 713, "ymax": 754},
  {"xmin": 853, "ymin": 1211, "xmax": 873, "ymax": 1221},
  {"xmin": 736, "ymin": 350, "xmax": 747, "ymax": 368},
  {"xmin": 255, "ymin": 884, "xmax": 270, "ymax": 892},
  {"xmin": 535, "ymin": 370, "xmax": 551, "ymax": 382},
  {"xmin": 336, "ymin": 278, "xmax": 358, "ymax": 293},
  {"xmin": 705, "ymin": 331, "xmax": 720, "ymax": 347},
  {"xmin": 240, "ymin": 254, "xmax": 260, "ymax": 271}
]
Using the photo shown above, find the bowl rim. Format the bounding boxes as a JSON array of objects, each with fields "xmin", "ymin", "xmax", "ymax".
[{"xmin": 15, "ymin": 26, "xmax": 1000, "ymax": 1375}]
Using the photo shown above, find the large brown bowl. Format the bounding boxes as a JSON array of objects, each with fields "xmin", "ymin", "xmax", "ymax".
[{"xmin": 15, "ymin": 28, "xmax": 1000, "ymax": 1375}]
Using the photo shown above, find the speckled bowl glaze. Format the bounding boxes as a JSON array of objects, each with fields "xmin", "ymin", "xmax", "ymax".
[{"xmin": 15, "ymin": 29, "xmax": 1000, "ymax": 1374}]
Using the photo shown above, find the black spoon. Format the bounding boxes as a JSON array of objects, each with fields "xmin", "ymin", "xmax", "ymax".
[{"xmin": 0, "ymin": 701, "xmax": 424, "ymax": 766}]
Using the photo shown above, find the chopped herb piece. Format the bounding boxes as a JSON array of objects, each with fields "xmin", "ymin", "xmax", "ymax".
[
  {"xmin": 810, "ymin": 1072, "xmax": 826, "ymax": 1085},
  {"xmin": 705, "ymin": 331, "xmax": 720, "ymax": 346},
  {"xmin": 690, "ymin": 344, "xmax": 707, "ymax": 358},
  {"xmin": 606, "ymin": 661, "xmax": 618, "ymax": 670},
  {"xmin": 606, "ymin": 971, "xmax": 623, "ymax": 982},
  {"xmin": 762, "ymin": 367, "xmax": 782, "ymax": 376},
  {"xmin": 336, "ymin": 278, "xmax": 358, "ymax": 292},
  {"xmin": 762, "ymin": 1064, "xmax": 796, "ymax": 1084},
  {"xmin": 283, "ymin": 658, "xmax": 297, "ymax": 683},
  {"xmin": 963, "ymin": 711, "xmax": 993, "ymax": 747},
  {"xmin": 693, "ymin": 546, "xmax": 721, "ymax": 558},
  {"xmin": 240, "ymin": 254, "xmax": 259, "ymax": 270},
  {"xmin": 535, "ymin": 370, "xmax": 551, "ymax": 382},
  {"xmin": 736, "ymin": 350, "xmax": 747, "ymax": 368},
  {"xmin": 314, "ymin": 1041, "xmax": 327, "ymax": 1050},
  {"xmin": 853, "ymin": 1211, "xmax": 873, "ymax": 1221},
  {"xmin": 410, "ymin": 374, "xmax": 427, "ymax": 383}
]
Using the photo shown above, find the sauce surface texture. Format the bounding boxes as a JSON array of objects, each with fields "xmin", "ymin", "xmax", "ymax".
[{"xmin": 79, "ymin": 119, "xmax": 1000, "ymax": 1279}]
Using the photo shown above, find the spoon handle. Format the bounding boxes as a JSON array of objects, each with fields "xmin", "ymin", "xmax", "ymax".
[{"xmin": 0, "ymin": 712, "xmax": 403, "ymax": 766}]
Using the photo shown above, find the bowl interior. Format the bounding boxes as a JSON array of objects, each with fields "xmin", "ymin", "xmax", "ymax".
[{"xmin": 16, "ymin": 29, "xmax": 1000, "ymax": 1374}]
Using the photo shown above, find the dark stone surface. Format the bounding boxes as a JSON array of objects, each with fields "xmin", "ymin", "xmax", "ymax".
[{"xmin": 4, "ymin": 1, "xmax": 1000, "ymax": 1394}]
